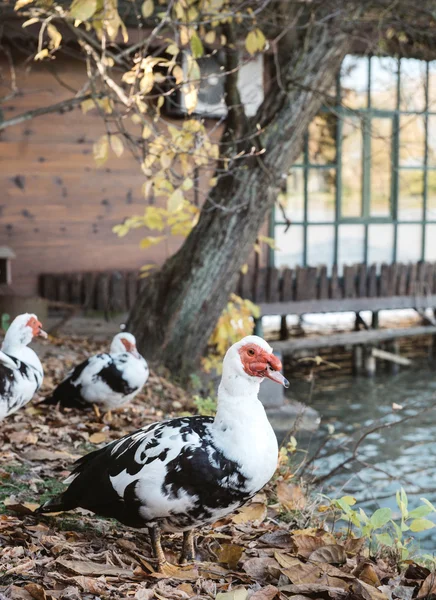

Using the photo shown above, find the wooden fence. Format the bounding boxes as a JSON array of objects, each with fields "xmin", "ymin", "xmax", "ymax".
[{"xmin": 39, "ymin": 261, "xmax": 436, "ymax": 315}]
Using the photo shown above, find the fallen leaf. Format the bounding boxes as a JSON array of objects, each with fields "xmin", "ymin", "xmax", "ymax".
[
  {"xmin": 6, "ymin": 559, "xmax": 36, "ymax": 575},
  {"xmin": 308, "ymin": 544, "xmax": 347, "ymax": 565},
  {"xmin": 56, "ymin": 557, "xmax": 134, "ymax": 577},
  {"xmin": 417, "ymin": 572, "xmax": 436, "ymax": 598},
  {"xmin": 4, "ymin": 498, "xmax": 40, "ymax": 514},
  {"xmin": 22, "ymin": 449, "xmax": 80, "ymax": 461},
  {"xmin": 232, "ymin": 502, "xmax": 267, "ymax": 524},
  {"xmin": 352, "ymin": 580, "xmax": 389, "ymax": 600},
  {"xmin": 354, "ymin": 563, "xmax": 381, "ymax": 588},
  {"xmin": 277, "ymin": 481, "xmax": 306, "ymax": 510},
  {"xmin": 258, "ymin": 530, "xmax": 293, "ymax": 548},
  {"xmin": 216, "ymin": 590, "xmax": 248, "ymax": 600},
  {"xmin": 251, "ymin": 586, "xmax": 279, "ymax": 600},
  {"xmin": 150, "ymin": 562, "xmax": 199, "ymax": 581},
  {"xmin": 24, "ymin": 583, "xmax": 46, "ymax": 600},
  {"xmin": 243, "ymin": 557, "xmax": 280, "ymax": 579},
  {"xmin": 216, "ymin": 544, "xmax": 244, "ymax": 568},
  {"xmin": 344, "ymin": 536, "xmax": 366, "ymax": 556},
  {"xmin": 404, "ymin": 563, "xmax": 430, "ymax": 581},
  {"xmin": 89, "ymin": 431, "xmax": 109, "ymax": 444},
  {"xmin": 291, "ymin": 535, "xmax": 329, "ymax": 558},
  {"xmin": 9, "ymin": 431, "xmax": 38, "ymax": 445},
  {"xmin": 279, "ymin": 583, "xmax": 348, "ymax": 596},
  {"xmin": 73, "ymin": 576, "xmax": 108, "ymax": 594}
]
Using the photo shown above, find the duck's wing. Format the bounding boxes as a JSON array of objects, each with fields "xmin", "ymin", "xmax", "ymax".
[
  {"xmin": 36, "ymin": 415, "xmax": 249, "ymax": 529},
  {"xmin": 43, "ymin": 353, "xmax": 113, "ymax": 407},
  {"xmin": 0, "ymin": 351, "xmax": 20, "ymax": 371}
]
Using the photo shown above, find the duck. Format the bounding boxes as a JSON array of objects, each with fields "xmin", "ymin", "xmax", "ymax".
[
  {"xmin": 0, "ymin": 313, "xmax": 47, "ymax": 421},
  {"xmin": 37, "ymin": 335, "xmax": 289, "ymax": 567},
  {"xmin": 42, "ymin": 332, "xmax": 149, "ymax": 412}
]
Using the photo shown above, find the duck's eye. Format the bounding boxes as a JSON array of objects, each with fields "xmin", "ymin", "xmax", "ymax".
[{"xmin": 247, "ymin": 348, "xmax": 255, "ymax": 357}]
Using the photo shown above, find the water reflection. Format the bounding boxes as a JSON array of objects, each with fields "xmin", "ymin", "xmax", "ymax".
[{"xmin": 289, "ymin": 366, "xmax": 436, "ymax": 550}]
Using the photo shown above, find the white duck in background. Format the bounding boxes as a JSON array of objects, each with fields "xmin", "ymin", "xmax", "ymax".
[
  {"xmin": 0, "ymin": 313, "xmax": 47, "ymax": 421},
  {"xmin": 37, "ymin": 335, "xmax": 288, "ymax": 567},
  {"xmin": 43, "ymin": 332, "xmax": 149, "ymax": 411}
]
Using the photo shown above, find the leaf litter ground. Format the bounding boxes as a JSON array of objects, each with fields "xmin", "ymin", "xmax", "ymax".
[{"xmin": 0, "ymin": 334, "xmax": 434, "ymax": 599}]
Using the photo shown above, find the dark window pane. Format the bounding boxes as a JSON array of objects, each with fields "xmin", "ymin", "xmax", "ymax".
[
  {"xmin": 338, "ymin": 224, "xmax": 365, "ymax": 269},
  {"xmin": 308, "ymin": 114, "xmax": 336, "ymax": 165},
  {"xmin": 399, "ymin": 115, "xmax": 425, "ymax": 167},
  {"xmin": 370, "ymin": 118, "xmax": 392, "ymax": 217},
  {"xmin": 307, "ymin": 225, "xmax": 334, "ymax": 267},
  {"xmin": 398, "ymin": 170, "xmax": 423, "ymax": 220},
  {"xmin": 371, "ymin": 56, "xmax": 398, "ymax": 110},
  {"xmin": 275, "ymin": 225, "xmax": 304, "ymax": 268},
  {"xmin": 341, "ymin": 55, "xmax": 368, "ymax": 109},
  {"xmin": 307, "ymin": 169, "xmax": 335, "ymax": 222},
  {"xmin": 397, "ymin": 224, "xmax": 422, "ymax": 262},
  {"xmin": 400, "ymin": 58, "xmax": 426, "ymax": 111},
  {"xmin": 341, "ymin": 116, "xmax": 363, "ymax": 217},
  {"xmin": 368, "ymin": 224, "xmax": 394, "ymax": 264},
  {"xmin": 281, "ymin": 169, "xmax": 304, "ymax": 221}
]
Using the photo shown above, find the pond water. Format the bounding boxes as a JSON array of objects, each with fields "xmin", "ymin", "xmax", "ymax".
[{"xmin": 287, "ymin": 365, "xmax": 436, "ymax": 552}]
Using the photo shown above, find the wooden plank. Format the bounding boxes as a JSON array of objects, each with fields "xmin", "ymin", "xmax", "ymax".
[
  {"xmin": 110, "ymin": 271, "xmax": 127, "ymax": 312},
  {"xmin": 39, "ymin": 274, "xmax": 57, "ymax": 300},
  {"xmin": 56, "ymin": 275, "xmax": 69, "ymax": 303},
  {"xmin": 371, "ymin": 347, "xmax": 412, "ymax": 366},
  {"xmin": 387, "ymin": 263, "xmax": 398, "ymax": 297},
  {"xmin": 417, "ymin": 261, "xmax": 428, "ymax": 296},
  {"xmin": 396, "ymin": 263, "xmax": 408, "ymax": 296},
  {"xmin": 259, "ymin": 294, "xmax": 436, "ymax": 316},
  {"xmin": 254, "ymin": 268, "xmax": 268, "ymax": 303},
  {"xmin": 318, "ymin": 266, "xmax": 328, "ymax": 300},
  {"xmin": 343, "ymin": 265, "xmax": 356, "ymax": 298},
  {"xmin": 330, "ymin": 265, "xmax": 341, "ymax": 299},
  {"xmin": 83, "ymin": 272, "xmax": 96, "ymax": 311},
  {"xmin": 272, "ymin": 325, "xmax": 436, "ymax": 353},
  {"xmin": 267, "ymin": 267, "xmax": 280, "ymax": 303},
  {"xmin": 306, "ymin": 267, "xmax": 318, "ymax": 300},
  {"xmin": 126, "ymin": 271, "xmax": 139, "ymax": 310},
  {"xmin": 95, "ymin": 272, "xmax": 110, "ymax": 312},
  {"xmin": 407, "ymin": 263, "xmax": 418, "ymax": 295},
  {"xmin": 281, "ymin": 268, "xmax": 293, "ymax": 302},
  {"xmin": 425, "ymin": 262, "xmax": 436, "ymax": 295},
  {"xmin": 357, "ymin": 263, "xmax": 367, "ymax": 298},
  {"xmin": 69, "ymin": 273, "xmax": 82, "ymax": 305},
  {"xmin": 379, "ymin": 264, "xmax": 389, "ymax": 296},
  {"xmin": 367, "ymin": 264, "xmax": 378, "ymax": 297}
]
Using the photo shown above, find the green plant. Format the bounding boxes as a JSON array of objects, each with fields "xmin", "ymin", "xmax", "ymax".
[
  {"xmin": 327, "ymin": 488, "xmax": 436, "ymax": 562},
  {"xmin": 192, "ymin": 394, "xmax": 217, "ymax": 417}
]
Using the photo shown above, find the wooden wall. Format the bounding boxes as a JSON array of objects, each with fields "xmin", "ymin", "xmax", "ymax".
[{"xmin": 0, "ymin": 55, "xmax": 221, "ymax": 296}]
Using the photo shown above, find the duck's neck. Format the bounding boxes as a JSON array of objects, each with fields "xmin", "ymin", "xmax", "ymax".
[{"xmin": 2, "ymin": 336, "xmax": 41, "ymax": 373}]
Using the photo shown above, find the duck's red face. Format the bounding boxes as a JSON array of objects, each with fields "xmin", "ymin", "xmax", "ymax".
[
  {"xmin": 121, "ymin": 337, "xmax": 140, "ymax": 358},
  {"xmin": 238, "ymin": 343, "xmax": 289, "ymax": 387},
  {"xmin": 26, "ymin": 316, "xmax": 47, "ymax": 339}
]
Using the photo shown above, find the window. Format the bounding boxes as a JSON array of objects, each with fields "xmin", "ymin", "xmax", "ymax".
[{"xmin": 274, "ymin": 56, "xmax": 436, "ymax": 271}]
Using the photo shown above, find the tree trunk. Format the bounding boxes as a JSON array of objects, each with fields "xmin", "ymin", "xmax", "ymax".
[{"xmin": 128, "ymin": 7, "xmax": 350, "ymax": 381}]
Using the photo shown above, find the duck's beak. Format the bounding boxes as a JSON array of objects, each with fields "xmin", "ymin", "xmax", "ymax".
[
  {"xmin": 264, "ymin": 353, "xmax": 289, "ymax": 388},
  {"xmin": 38, "ymin": 328, "xmax": 48, "ymax": 339},
  {"xmin": 132, "ymin": 347, "xmax": 141, "ymax": 359}
]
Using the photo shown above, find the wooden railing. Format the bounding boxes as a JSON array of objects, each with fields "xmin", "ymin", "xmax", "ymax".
[{"xmin": 39, "ymin": 261, "xmax": 436, "ymax": 315}]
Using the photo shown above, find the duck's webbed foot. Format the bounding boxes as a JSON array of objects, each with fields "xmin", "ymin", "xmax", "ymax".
[
  {"xmin": 148, "ymin": 524, "xmax": 167, "ymax": 570},
  {"xmin": 179, "ymin": 529, "xmax": 195, "ymax": 564}
]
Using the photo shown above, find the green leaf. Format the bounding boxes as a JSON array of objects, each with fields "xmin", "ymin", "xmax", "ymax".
[
  {"xmin": 376, "ymin": 532, "xmax": 393, "ymax": 546},
  {"xmin": 409, "ymin": 518, "xmax": 435, "ymax": 532},
  {"xmin": 341, "ymin": 496, "xmax": 357, "ymax": 506},
  {"xmin": 190, "ymin": 31, "xmax": 204, "ymax": 58},
  {"xmin": 70, "ymin": 0, "xmax": 97, "ymax": 21},
  {"xmin": 408, "ymin": 505, "xmax": 433, "ymax": 519},
  {"xmin": 420, "ymin": 498, "xmax": 436, "ymax": 512},
  {"xmin": 141, "ymin": 0, "xmax": 154, "ymax": 18},
  {"xmin": 369, "ymin": 508, "xmax": 392, "ymax": 530}
]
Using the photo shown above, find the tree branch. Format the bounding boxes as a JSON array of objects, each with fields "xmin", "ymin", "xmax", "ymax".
[{"xmin": 0, "ymin": 93, "xmax": 104, "ymax": 131}]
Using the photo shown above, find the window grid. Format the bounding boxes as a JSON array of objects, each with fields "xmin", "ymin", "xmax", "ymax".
[{"xmin": 273, "ymin": 56, "xmax": 436, "ymax": 269}]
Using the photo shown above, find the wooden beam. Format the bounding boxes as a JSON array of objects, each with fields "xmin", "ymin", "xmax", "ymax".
[
  {"xmin": 259, "ymin": 295, "xmax": 436, "ymax": 316},
  {"xmin": 371, "ymin": 347, "xmax": 412, "ymax": 366},
  {"xmin": 272, "ymin": 325, "xmax": 436, "ymax": 353}
]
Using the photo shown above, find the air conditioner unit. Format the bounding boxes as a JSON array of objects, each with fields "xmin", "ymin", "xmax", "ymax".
[{"xmin": 168, "ymin": 52, "xmax": 264, "ymax": 118}]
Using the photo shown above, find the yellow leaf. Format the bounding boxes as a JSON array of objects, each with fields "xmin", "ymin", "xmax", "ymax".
[
  {"xmin": 70, "ymin": 0, "xmax": 97, "ymax": 21},
  {"xmin": 140, "ymin": 235, "xmax": 166, "ymax": 249},
  {"xmin": 22, "ymin": 17, "xmax": 39, "ymax": 26},
  {"xmin": 142, "ymin": 124, "xmax": 153, "ymax": 139},
  {"xmin": 172, "ymin": 64, "xmax": 184, "ymax": 85},
  {"xmin": 167, "ymin": 189, "xmax": 184, "ymax": 213},
  {"xmin": 34, "ymin": 49, "xmax": 49, "ymax": 61},
  {"xmin": 141, "ymin": 0, "xmax": 154, "ymax": 18},
  {"xmin": 122, "ymin": 70, "xmax": 137, "ymax": 84},
  {"xmin": 93, "ymin": 134, "xmax": 109, "ymax": 167},
  {"xmin": 110, "ymin": 135, "xmax": 124, "ymax": 157},
  {"xmin": 160, "ymin": 151, "xmax": 173, "ymax": 169},
  {"xmin": 209, "ymin": 177, "xmax": 217, "ymax": 187},
  {"xmin": 140, "ymin": 71, "xmax": 155, "ymax": 94},
  {"xmin": 144, "ymin": 206, "xmax": 165, "ymax": 230},
  {"xmin": 258, "ymin": 235, "xmax": 279, "ymax": 251},
  {"xmin": 240, "ymin": 263, "xmax": 248, "ymax": 274},
  {"xmin": 139, "ymin": 264, "xmax": 157, "ymax": 278},
  {"xmin": 232, "ymin": 502, "xmax": 267, "ymax": 524},
  {"xmin": 245, "ymin": 30, "xmax": 258, "ymax": 55},
  {"xmin": 81, "ymin": 98, "xmax": 96, "ymax": 114},
  {"xmin": 166, "ymin": 43, "xmax": 180, "ymax": 56},
  {"xmin": 181, "ymin": 177, "xmax": 193, "ymax": 191},
  {"xmin": 132, "ymin": 114, "xmax": 142, "ymax": 124},
  {"xmin": 254, "ymin": 28, "xmax": 266, "ymax": 51},
  {"xmin": 14, "ymin": 0, "xmax": 33, "ymax": 9},
  {"xmin": 204, "ymin": 30, "xmax": 216, "ymax": 45},
  {"xmin": 89, "ymin": 431, "xmax": 109, "ymax": 444},
  {"xmin": 180, "ymin": 25, "xmax": 191, "ymax": 46}
]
